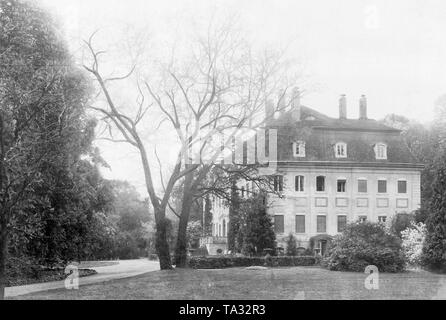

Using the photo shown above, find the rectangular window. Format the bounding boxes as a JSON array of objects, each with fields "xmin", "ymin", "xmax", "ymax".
[
  {"xmin": 337, "ymin": 216, "xmax": 347, "ymax": 232},
  {"xmin": 378, "ymin": 216, "xmax": 387, "ymax": 223},
  {"xmin": 317, "ymin": 215, "xmax": 326, "ymax": 233},
  {"xmin": 316, "ymin": 176, "xmax": 325, "ymax": 192},
  {"xmin": 398, "ymin": 180, "xmax": 407, "ymax": 194},
  {"xmin": 378, "ymin": 180, "xmax": 387, "ymax": 193},
  {"xmin": 295, "ymin": 143, "xmax": 300, "ymax": 155},
  {"xmin": 274, "ymin": 215, "xmax": 284, "ymax": 234},
  {"xmin": 293, "ymin": 141, "xmax": 306, "ymax": 157},
  {"xmin": 336, "ymin": 143, "xmax": 347, "ymax": 158},
  {"xmin": 295, "ymin": 176, "xmax": 304, "ymax": 192},
  {"xmin": 295, "ymin": 215, "xmax": 306, "ymax": 233},
  {"xmin": 337, "ymin": 179, "xmax": 346, "ymax": 192},
  {"xmin": 273, "ymin": 175, "xmax": 283, "ymax": 192},
  {"xmin": 358, "ymin": 179, "xmax": 367, "ymax": 193}
]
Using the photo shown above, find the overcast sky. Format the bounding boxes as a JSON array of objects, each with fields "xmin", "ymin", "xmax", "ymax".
[{"xmin": 40, "ymin": 0, "xmax": 446, "ymax": 195}]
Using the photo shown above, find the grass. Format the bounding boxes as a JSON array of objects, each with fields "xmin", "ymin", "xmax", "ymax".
[{"xmin": 10, "ymin": 266, "xmax": 446, "ymax": 300}]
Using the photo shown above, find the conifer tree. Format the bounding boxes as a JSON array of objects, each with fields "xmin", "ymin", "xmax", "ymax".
[
  {"xmin": 285, "ymin": 233, "xmax": 298, "ymax": 256},
  {"xmin": 241, "ymin": 194, "xmax": 276, "ymax": 256}
]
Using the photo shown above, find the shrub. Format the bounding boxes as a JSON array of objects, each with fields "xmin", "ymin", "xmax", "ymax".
[
  {"xmin": 5, "ymin": 256, "xmax": 97, "ymax": 286},
  {"xmin": 323, "ymin": 222, "xmax": 405, "ymax": 273},
  {"xmin": 401, "ymin": 222, "xmax": 426, "ymax": 267},
  {"xmin": 6, "ymin": 256, "xmax": 42, "ymax": 281},
  {"xmin": 188, "ymin": 255, "xmax": 317, "ymax": 269},
  {"xmin": 285, "ymin": 233, "xmax": 298, "ymax": 256}
]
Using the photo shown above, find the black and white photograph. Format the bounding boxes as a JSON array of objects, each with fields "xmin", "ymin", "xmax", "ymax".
[{"xmin": 1, "ymin": 0, "xmax": 446, "ymax": 306}]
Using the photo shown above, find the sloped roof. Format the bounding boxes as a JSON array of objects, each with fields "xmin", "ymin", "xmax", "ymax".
[
  {"xmin": 265, "ymin": 106, "xmax": 421, "ymax": 167},
  {"xmin": 271, "ymin": 106, "xmax": 401, "ymax": 133}
]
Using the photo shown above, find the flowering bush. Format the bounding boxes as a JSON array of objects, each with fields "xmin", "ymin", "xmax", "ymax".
[{"xmin": 401, "ymin": 222, "xmax": 426, "ymax": 267}]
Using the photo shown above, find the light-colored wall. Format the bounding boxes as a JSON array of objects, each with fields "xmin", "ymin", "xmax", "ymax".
[
  {"xmin": 208, "ymin": 166, "xmax": 421, "ymax": 250},
  {"xmin": 268, "ymin": 166, "xmax": 421, "ymax": 247}
]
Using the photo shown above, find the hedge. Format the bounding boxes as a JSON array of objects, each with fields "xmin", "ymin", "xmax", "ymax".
[{"xmin": 188, "ymin": 256, "xmax": 318, "ymax": 269}]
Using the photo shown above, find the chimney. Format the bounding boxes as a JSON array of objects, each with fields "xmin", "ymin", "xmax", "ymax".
[
  {"xmin": 339, "ymin": 94, "xmax": 347, "ymax": 119},
  {"xmin": 265, "ymin": 99, "xmax": 275, "ymax": 124},
  {"xmin": 291, "ymin": 87, "xmax": 301, "ymax": 121},
  {"xmin": 359, "ymin": 95, "xmax": 367, "ymax": 120}
]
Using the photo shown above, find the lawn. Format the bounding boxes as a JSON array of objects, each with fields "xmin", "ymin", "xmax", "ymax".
[{"xmin": 10, "ymin": 266, "xmax": 446, "ymax": 300}]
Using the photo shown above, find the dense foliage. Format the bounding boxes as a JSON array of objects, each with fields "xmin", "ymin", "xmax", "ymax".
[
  {"xmin": 239, "ymin": 194, "xmax": 276, "ymax": 256},
  {"xmin": 323, "ymin": 222, "xmax": 405, "ymax": 272},
  {"xmin": 0, "ymin": 2, "xmax": 155, "ymax": 291},
  {"xmin": 422, "ymin": 164, "xmax": 446, "ymax": 272},
  {"xmin": 382, "ymin": 105, "xmax": 446, "ymax": 272}
]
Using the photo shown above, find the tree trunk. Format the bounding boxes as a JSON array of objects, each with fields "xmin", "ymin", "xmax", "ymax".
[
  {"xmin": 155, "ymin": 213, "xmax": 172, "ymax": 270},
  {"xmin": 174, "ymin": 200, "xmax": 192, "ymax": 268},
  {"xmin": 174, "ymin": 173, "xmax": 194, "ymax": 268},
  {"xmin": 0, "ymin": 219, "xmax": 8, "ymax": 300}
]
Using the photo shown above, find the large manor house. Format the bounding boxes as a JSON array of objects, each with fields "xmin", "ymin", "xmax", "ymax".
[{"xmin": 202, "ymin": 91, "xmax": 423, "ymax": 255}]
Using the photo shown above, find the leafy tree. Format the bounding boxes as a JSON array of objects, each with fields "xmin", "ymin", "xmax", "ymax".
[
  {"xmin": 0, "ymin": 0, "xmax": 102, "ymax": 298},
  {"xmin": 285, "ymin": 233, "xmax": 298, "ymax": 256},
  {"xmin": 105, "ymin": 180, "xmax": 153, "ymax": 259}
]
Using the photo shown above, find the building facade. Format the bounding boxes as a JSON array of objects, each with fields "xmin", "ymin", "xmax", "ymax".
[{"xmin": 203, "ymin": 92, "xmax": 422, "ymax": 255}]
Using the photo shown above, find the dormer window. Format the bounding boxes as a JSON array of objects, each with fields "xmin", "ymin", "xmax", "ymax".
[
  {"xmin": 335, "ymin": 142, "xmax": 347, "ymax": 158},
  {"xmin": 293, "ymin": 141, "xmax": 306, "ymax": 157},
  {"xmin": 374, "ymin": 143, "xmax": 387, "ymax": 160}
]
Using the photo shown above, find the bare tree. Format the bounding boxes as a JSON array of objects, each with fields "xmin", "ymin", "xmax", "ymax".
[{"xmin": 84, "ymin": 21, "xmax": 299, "ymax": 269}]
